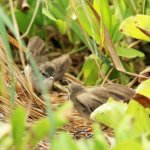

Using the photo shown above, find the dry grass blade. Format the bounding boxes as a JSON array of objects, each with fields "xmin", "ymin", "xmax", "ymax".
[{"xmin": 0, "ymin": 40, "xmax": 47, "ymax": 120}]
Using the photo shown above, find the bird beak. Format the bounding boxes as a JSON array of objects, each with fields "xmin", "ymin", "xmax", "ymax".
[{"xmin": 49, "ymin": 76, "xmax": 54, "ymax": 80}]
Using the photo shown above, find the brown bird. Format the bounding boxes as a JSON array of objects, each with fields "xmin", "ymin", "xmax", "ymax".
[
  {"xmin": 68, "ymin": 83, "xmax": 135, "ymax": 118},
  {"xmin": 24, "ymin": 62, "xmax": 55, "ymax": 93},
  {"xmin": 25, "ymin": 36, "xmax": 72, "ymax": 93}
]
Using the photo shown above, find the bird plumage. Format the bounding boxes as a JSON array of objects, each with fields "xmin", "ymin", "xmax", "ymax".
[
  {"xmin": 69, "ymin": 83, "xmax": 135, "ymax": 118},
  {"xmin": 24, "ymin": 36, "xmax": 71, "ymax": 93}
]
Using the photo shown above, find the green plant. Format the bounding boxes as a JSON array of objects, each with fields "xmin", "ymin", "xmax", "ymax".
[
  {"xmin": 90, "ymin": 79, "xmax": 150, "ymax": 149},
  {"xmin": 43, "ymin": 0, "xmax": 146, "ymax": 85},
  {"xmin": 0, "ymin": 101, "xmax": 72, "ymax": 150}
]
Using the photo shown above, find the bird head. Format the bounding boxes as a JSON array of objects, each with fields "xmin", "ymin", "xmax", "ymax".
[
  {"xmin": 68, "ymin": 83, "xmax": 86, "ymax": 101},
  {"xmin": 39, "ymin": 62, "xmax": 56, "ymax": 79}
]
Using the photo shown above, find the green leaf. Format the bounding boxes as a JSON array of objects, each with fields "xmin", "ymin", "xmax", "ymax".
[
  {"xmin": 136, "ymin": 79, "xmax": 150, "ymax": 99},
  {"xmin": 52, "ymin": 132, "xmax": 79, "ymax": 150},
  {"xmin": 11, "ymin": 107, "xmax": 27, "ymax": 150},
  {"xmin": 112, "ymin": 140, "xmax": 143, "ymax": 150},
  {"xmin": 27, "ymin": 101, "xmax": 72, "ymax": 149},
  {"xmin": 28, "ymin": 118, "xmax": 50, "ymax": 149},
  {"xmin": 142, "ymin": 134, "xmax": 150, "ymax": 150},
  {"xmin": 134, "ymin": 14, "xmax": 150, "ymax": 31},
  {"xmin": 126, "ymin": 100, "xmax": 150, "ymax": 133},
  {"xmin": 76, "ymin": 3, "xmax": 100, "ymax": 44},
  {"xmin": 15, "ymin": 0, "xmax": 43, "ymax": 35},
  {"xmin": 42, "ymin": 7, "xmax": 56, "ymax": 21},
  {"xmin": 46, "ymin": 0, "xmax": 70, "ymax": 20},
  {"xmin": 115, "ymin": 115, "xmax": 138, "ymax": 143},
  {"xmin": 116, "ymin": 47, "xmax": 144, "ymax": 58},
  {"xmin": 90, "ymin": 98, "xmax": 128, "ymax": 129},
  {"xmin": 113, "ymin": 0, "xmax": 126, "ymax": 21},
  {"xmin": 54, "ymin": 101, "xmax": 73, "ymax": 128},
  {"xmin": 82, "ymin": 55, "xmax": 99, "ymax": 85},
  {"xmin": 92, "ymin": 124, "xmax": 109, "ymax": 150},
  {"xmin": 93, "ymin": 0, "xmax": 111, "ymax": 32},
  {"xmin": 120, "ymin": 14, "xmax": 150, "ymax": 41},
  {"xmin": 15, "ymin": 10, "xmax": 32, "ymax": 34},
  {"xmin": 55, "ymin": 19, "xmax": 68, "ymax": 34}
]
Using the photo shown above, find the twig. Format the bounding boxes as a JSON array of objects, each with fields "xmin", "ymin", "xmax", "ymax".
[
  {"xmin": 54, "ymin": 82, "xmax": 68, "ymax": 93},
  {"xmin": 8, "ymin": 34, "xmax": 26, "ymax": 52},
  {"xmin": 128, "ymin": 40, "xmax": 141, "ymax": 48},
  {"xmin": 9, "ymin": 0, "xmax": 26, "ymax": 69},
  {"xmin": 65, "ymin": 73, "xmax": 83, "ymax": 85},
  {"xmin": 101, "ymin": 67, "xmax": 113, "ymax": 86},
  {"xmin": 21, "ymin": 0, "xmax": 40, "ymax": 38}
]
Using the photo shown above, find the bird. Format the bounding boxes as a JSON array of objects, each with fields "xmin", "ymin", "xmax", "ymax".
[
  {"xmin": 24, "ymin": 62, "xmax": 55, "ymax": 93},
  {"xmin": 68, "ymin": 83, "xmax": 136, "ymax": 118},
  {"xmin": 24, "ymin": 36, "xmax": 72, "ymax": 93}
]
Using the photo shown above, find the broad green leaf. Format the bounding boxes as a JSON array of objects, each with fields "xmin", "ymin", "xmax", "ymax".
[
  {"xmin": 134, "ymin": 15, "xmax": 150, "ymax": 31},
  {"xmin": 119, "ymin": 72, "xmax": 130, "ymax": 85},
  {"xmin": 54, "ymin": 101, "xmax": 73, "ymax": 127},
  {"xmin": 45, "ymin": 0, "xmax": 70, "ymax": 20},
  {"xmin": 15, "ymin": 10, "xmax": 32, "ymax": 34},
  {"xmin": 52, "ymin": 132, "xmax": 79, "ymax": 150},
  {"xmin": 146, "ymin": 0, "xmax": 150, "ymax": 15},
  {"xmin": 27, "ymin": 101, "xmax": 72, "ymax": 149},
  {"xmin": 11, "ymin": 107, "xmax": 27, "ymax": 150},
  {"xmin": 120, "ymin": 15, "xmax": 150, "ymax": 41},
  {"xmin": 111, "ymin": 16, "xmax": 123, "ymax": 43},
  {"xmin": 42, "ymin": 8, "xmax": 68, "ymax": 34},
  {"xmin": 116, "ymin": 47, "xmax": 144, "ymax": 58},
  {"xmin": 76, "ymin": 3, "xmax": 100, "ymax": 44},
  {"xmin": 92, "ymin": 124, "xmax": 109, "ymax": 150},
  {"xmin": 93, "ymin": 0, "xmax": 111, "ymax": 32},
  {"xmin": 15, "ymin": 0, "xmax": 43, "ymax": 34},
  {"xmin": 28, "ymin": 118, "xmax": 50, "ymax": 149},
  {"xmin": 90, "ymin": 99, "xmax": 128, "ymax": 129},
  {"xmin": 136, "ymin": 79, "xmax": 150, "ymax": 99},
  {"xmin": 56, "ymin": 19, "xmax": 68, "ymax": 34},
  {"xmin": 42, "ymin": 7, "xmax": 57, "ymax": 21},
  {"xmin": 126, "ymin": 100, "xmax": 150, "ymax": 133},
  {"xmin": 77, "ymin": 140, "xmax": 95, "ymax": 150},
  {"xmin": 115, "ymin": 115, "xmax": 138, "ymax": 143},
  {"xmin": 142, "ymin": 134, "xmax": 150, "ymax": 150},
  {"xmin": 112, "ymin": 140, "xmax": 143, "ymax": 150},
  {"xmin": 113, "ymin": 0, "xmax": 126, "ymax": 21},
  {"xmin": 82, "ymin": 55, "xmax": 99, "ymax": 85}
]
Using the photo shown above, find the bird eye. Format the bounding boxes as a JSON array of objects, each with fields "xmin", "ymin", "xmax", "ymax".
[{"xmin": 42, "ymin": 72, "xmax": 48, "ymax": 78}]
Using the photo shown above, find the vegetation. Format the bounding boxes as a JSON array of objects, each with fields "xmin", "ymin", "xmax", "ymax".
[{"xmin": 0, "ymin": 0, "xmax": 150, "ymax": 149}]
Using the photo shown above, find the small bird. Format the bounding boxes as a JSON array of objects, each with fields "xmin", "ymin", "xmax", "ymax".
[
  {"xmin": 24, "ymin": 36, "xmax": 72, "ymax": 93},
  {"xmin": 24, "ymin": 62, "xmax": 55, "ymax": 93},
  {"xmin": 68, "ymin": 83, "xmax": 136, "ymax": 118}
]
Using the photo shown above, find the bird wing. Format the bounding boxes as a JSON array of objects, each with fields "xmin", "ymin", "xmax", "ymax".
[
  {"xmin": 89, "ymin": 87, "xmax": 109, "ymax": 103},
  {"xmin": 51, "ymin": 54, "xmax": 72, "ymax": 80},
  {"xmin": 103, "ymin": 83, "xmax": 135, "ymax": 101},
  {"xmin": 76, "ymin": 93, "xmax": 103, "ymax": 113},
  {"xmin": 27, "ymin": 36, "xmax": 45, "ymax": 56}
]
